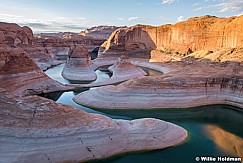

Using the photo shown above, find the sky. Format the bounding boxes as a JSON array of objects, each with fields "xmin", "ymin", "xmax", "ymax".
[{"xmin": 0, "ymin": 0, "xmax": 242, "ymax": 33}]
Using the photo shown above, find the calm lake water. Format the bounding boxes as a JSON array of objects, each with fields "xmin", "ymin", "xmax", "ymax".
[{"xmin": 45, "ymin": 64, "xmax": 243, "ymax": 163}]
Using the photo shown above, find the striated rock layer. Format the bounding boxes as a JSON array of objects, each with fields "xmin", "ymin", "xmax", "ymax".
[
  {"xmin": 0, "ymin": 22, "xmax": 65, "ymax": 70},
  {"xmin": 0, "ymin": 47, "xmax": 72, "ymax": 96},
  {"xmin": 68, "ymin": 56, "xmax": 147, "ymax": 88},
  {"xmin": 0, "ymin": 22, "xmax": 33, "ymax": 46},
  {"xmin": 61, "ymin": 45, "xmax": 97, "ymax": 81},
  {"xmin": 101, "ymin": 15, "xmax": 243, "ymax": 59},
  {"xmin": 74, "ymin": 61, "xmax": 243, "ymax": 109},
  {"xmin": 0, "ymin": 88, "xmax": 187, "ymax": 163}
]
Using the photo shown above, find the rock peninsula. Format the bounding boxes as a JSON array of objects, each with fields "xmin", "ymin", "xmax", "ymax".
[{"xmin": 62, "ymin": 44, "xmax": 97, "ymax": 81}]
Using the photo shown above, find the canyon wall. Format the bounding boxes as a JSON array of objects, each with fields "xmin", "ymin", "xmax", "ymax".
[
  {"xmin": 0, "ymin": 22, "xmax": 109, "ymax": 70},
  {"xmin": 0, "ymin": 22, "xmax": 33, "ymax": 46},
  {"xmin": 102, "ymin": 15, "xmax": 243, "ymax": 55},
  {"xmin": 0, "ymin": 47, "xmax": 70, "ymax": 96}
]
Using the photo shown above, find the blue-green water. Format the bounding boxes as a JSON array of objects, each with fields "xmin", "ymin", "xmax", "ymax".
[{"xmin": 44, "ymin": 64, "xmax": 243, "ymax": 163}]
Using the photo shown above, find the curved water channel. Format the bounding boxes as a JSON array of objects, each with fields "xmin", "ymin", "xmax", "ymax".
[{"xmin": 44, "ymin": 63, "xmax": 243, "ymax": 163}]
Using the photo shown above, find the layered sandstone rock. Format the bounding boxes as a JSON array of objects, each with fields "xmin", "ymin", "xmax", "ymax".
[
  {"xmin": 0, "ymin": 22, "xmax": 33, "ymax": 46},
  {"xmin": 73, "ymin": 61, "xmax": 243, "ymax": 109},
  {"xmin": 0, "ymin": 47, "xmax": 71, "ymax": 96},
  {"xmin": 0, "ymin": 88, "xmax": 187, "ymax": 163},
  {"xmin": 35, "ymin": 32, "xmax": 106, "ymax": 57},
  {"xmin": 0, "ymin": 22, "xmax": 65, "ymax": 70},
  {"xmin": 69, "ymin": 56, "xmax": 147, "ymax": 88},
  {"xmin": 61, "ymin": 45, "xmax": 97, "ymax": 81},
  {"xmin": 102, "ymin": 15, "xmax": 243, "ymax": 60}
]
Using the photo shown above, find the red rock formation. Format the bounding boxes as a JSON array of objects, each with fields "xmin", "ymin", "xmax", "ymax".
[
  {"xmin": 0, "ymin": 88, "xmax": 187, "ymax": 163},
  {"xmin": 0, "ymin": 22, "xmax": 33, "ymax": 46},
  {"xmin": 102, "ymin": 15, "xmax": 243, "ymax": 55},
  {"xmin": 74, "ymin": 60, "xmax": 243, "ymax": 109},
  {"xmin": 0, "ymin": 47, "xmax": 71, "ymax": 96},
  {"xmin": 34, "ymin": 33, "xmax": 106, "ymax": 60},
  {"xmin": 68, "ymin": 44, "xmax": 90, "ymax": 59},
  {"xmin": 62, "ymin": 45, "xmax": 97, "ymax": 81}
]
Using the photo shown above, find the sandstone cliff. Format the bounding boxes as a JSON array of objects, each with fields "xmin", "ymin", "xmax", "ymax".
[
  {"xmin": 0, "ymin": 47, "xmax": 71, "ymax": 96},
  {"xmin": 0, "ymin": 22, "xmax": 33, "ymax": 46},
  {"xmin": 0, "ymin": 22, "xmax": 107, "ymax": 70},
  {"xmin": 102, "ymin": 15, "xmax": 243, "ymax": 59}
]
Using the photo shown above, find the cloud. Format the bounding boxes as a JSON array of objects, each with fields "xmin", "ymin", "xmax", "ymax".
[
  {"xmin": 193, "ymin": 7, "xmax": 203, "ymax": 11},
  {"xmin": 162, "ymin": 0, "xmax": 178, "ymax": 4},
  {"xmin": 177, "ymin": 16, "xmax": 184, "ymax": 22},
  {"xmin": 0, "ymin": 13, "xmax": 88, "ymax": 33},
  {"xmin": 128, "ymin": 17, "xmax": 143, "ymax": 21},
  {"xmin": 117, "ymin": 18, "xmax": 124, "ymax": 21},
  {"xmin": 210, "ymin": 0, "xmax": 243, "ymax": 13},
  {"xmin": 19, "ymin": 22, "xmax": 86, "ymax": 33},
  {"xmin": 192, "ymin": 3, "xmax": 200, "ymax": 7},
  {"xmin": 237, "ymin": 13, "xmax": 243, "ymax": 16}
]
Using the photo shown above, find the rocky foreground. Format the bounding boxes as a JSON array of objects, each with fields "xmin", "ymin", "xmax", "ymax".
[{"xmin": 0, "ymin": 88, "xmax": 187, "ymax": 163}]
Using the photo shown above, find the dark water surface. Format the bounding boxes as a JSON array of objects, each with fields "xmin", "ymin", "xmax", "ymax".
[{"xmin": 45, "ymin": 64, "xmax": 243, "ymax": 163}]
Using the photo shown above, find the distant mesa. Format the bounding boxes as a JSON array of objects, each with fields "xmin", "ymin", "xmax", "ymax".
[{"xmin": 79, "ymin": 25, "xmax": 126, "ymax": 40}]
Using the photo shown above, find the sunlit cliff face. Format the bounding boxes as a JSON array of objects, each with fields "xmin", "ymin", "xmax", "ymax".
[{"xmin": 204, "ymin": 125, "xmax": 243, "ymax": 157}]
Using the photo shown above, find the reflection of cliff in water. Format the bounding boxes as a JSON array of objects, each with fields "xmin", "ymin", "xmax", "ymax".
[
  {"xmin": 99, "ymin": 105, "xmax": 243, "ymax": 138},
  {"xmin": 205, "ymin": 125, "xmax": 243, "ymax": 157}
]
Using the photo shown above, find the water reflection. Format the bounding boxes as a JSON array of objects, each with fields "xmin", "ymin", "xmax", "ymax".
[{"xmin": 205, "ymin": 125, "xmax": 243, "ymax": 157}]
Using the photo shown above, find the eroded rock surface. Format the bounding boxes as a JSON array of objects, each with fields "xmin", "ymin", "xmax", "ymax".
[
  {"xmin": 0, "ymin": 22, "xmax": 33, "ymax": 46},
  {"xmin": 74, "ymin": 61, "xmax": 243, "ymax": 109},
  {"xmin": 0, "ymin": 88, "xmax": 187, "ymax": 163},
  {"xmin": 62, "ymin": 45, "xmax": 97, "ymax": 81},
  {"xmin": 0, "ymin": 47, "xmax": 71, "ymax": 96},
  {"xmin": 69, "ymin": 56, "xmax": 147, "ymax": 88},
  {"xmin": 101, "ymin": 15, "xmax": 243, "ymax": 61}
]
